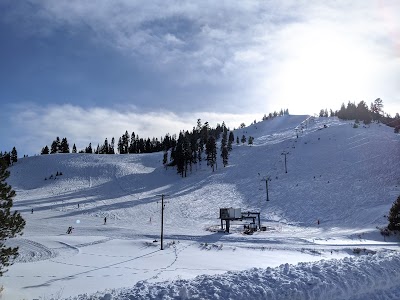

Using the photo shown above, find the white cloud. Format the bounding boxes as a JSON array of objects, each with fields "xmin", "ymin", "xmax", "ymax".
[
  {"xmin": 9, "ymin": 104, "xmax": 259, "ymax": 155},
  {"xmin": 2, "ymin": 0, "xmax": 399, "ymax": 134}
]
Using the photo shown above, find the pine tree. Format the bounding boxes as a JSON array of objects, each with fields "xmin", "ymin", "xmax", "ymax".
[
  {"xmin": 85, "ymin": 143, "xmax": 93, "ymax": 154},
  {"xmin": 227, "ymin": 131, "xmax": 234, "ymax": 151},
  {"xmin": 371, "ymin": 98, "xmax": 383, "ymax": 121},
  {"xmin": 117, "ymin": 137, "xmax": 123, "ymax": 154},
  {"xmin": 129, "ymin": 132, "xmax": 136, "ymax": 154},
  {"xmin": 122, "ymin": 131, "xmax": 130, "ymax": 154},
  {"xmin": 110, "ymin": 137, "xmax": 115, "ymax": 154},
  {"xmin": 163, "ymin": 151, "xmax": 168, "ymax": 168},
  {"xmin": 0, "ymin": 152, "xmax": 10, "ymax": 167},
  {"xmin": 221, "ymin": 129, "xmax": 229, "ymax": 167},
  {"xmin": 388, "ymin": 195, "xmax": 400, "ymax": 231},
  {"xmin": 10, "ymin": 147, "xmax": 17, "ymax": 164},
  {"xmin": 60, "ymin": 138, "xmax": 70, "ymax": 153},
  {"xmin": 236, "ymin": 136, "xmax": 239, "ymax": 144},
  {"xmin": 55, "ymin": 137, "xmax": 61, "ymax": 153},
  {"xmin": 248, "ymin": 136, "xmax": 254, "ymax": 145},
  {"xmin": 175, "ymin": 132, "xmax": 185, "ymax": 177},
  {"xmin": 41, "ymin": 146, "xmax": 49, "ymax": 155},
  {"xmin": 205, "ymin": 136, "xmax": 217, "ymax": 172},
  {"xmin": 241, "ymin": 135, "xmax": 246, "ymax": 144},
  {"xmin": 0, "ymin": 161, "xmax": 25, "ymax": 276},
  {"xmin": 50, "ymin": 140, "xmax": 58, "ymax": 154},
  {"xmin": 72, "ymin": 144, "xmax": 77, "ymax": 153}
]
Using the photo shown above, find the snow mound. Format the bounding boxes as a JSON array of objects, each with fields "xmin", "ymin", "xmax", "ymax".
[{"xmin": 70, "ymin": 251, "xmax": 400, "ymax": 300}]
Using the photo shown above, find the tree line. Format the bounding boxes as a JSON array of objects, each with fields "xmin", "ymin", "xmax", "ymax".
[
  {"xmin": 0, "ymin": 147, "xmax": 18, "ymax": 167},
  {"xmin": 320, "ymin": 98, "xmax": 400, "ymax": 131},
  {"xmin": 167, "ymin": 119, "xmax": 235, "ymax": 177}
]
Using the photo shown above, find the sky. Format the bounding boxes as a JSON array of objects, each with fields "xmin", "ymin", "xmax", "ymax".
[{"xmin": 0, "ymin": 0, "xmax": 399, "ymax": 155}]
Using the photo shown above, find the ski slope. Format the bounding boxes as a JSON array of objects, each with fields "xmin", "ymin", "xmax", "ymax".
[{"xmin": 2, "ymin": 115, "xmax": 400, "ymax": 299}]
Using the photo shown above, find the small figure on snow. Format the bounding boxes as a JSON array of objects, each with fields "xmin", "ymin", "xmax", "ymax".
[
  {"xmin": 31, "ymin": 208, "xmax": 33, "ymax": 214},
  {"xmin": 317, "ymin": 219, "xmax": 320, "ymax": 225},
  {"xmin": 67, "ymin": 226, "xmax": 73, "ymax": 234},
  {"xmin": 104, "ymin": 217, "xmax": 107, "ymax": 225}
]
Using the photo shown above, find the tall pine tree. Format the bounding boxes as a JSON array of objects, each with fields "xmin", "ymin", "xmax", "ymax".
[
  {"xmin": 206, "ymin": 136, "xmax": 217, "ymax": 172},
  {"xmin": 0, "ymin": 161, "xmax": 25, "ymax": 276},
  {"xmin": 10, "ymin": 147, "xmax": 17, "ymax": 163}
]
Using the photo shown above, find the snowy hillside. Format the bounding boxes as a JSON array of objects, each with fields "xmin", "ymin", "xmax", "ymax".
[{"xmin": 3, "ymin": 115, "xmax": 400, "ymax": 300}]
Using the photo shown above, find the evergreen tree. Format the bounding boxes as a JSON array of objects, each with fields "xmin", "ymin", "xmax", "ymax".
[
  {"xmin": 10, "ymin": 147, "xmax": 17, "ymax": 164},
  {"xmin": 117, "ymin": 137, "xmax": 123, "ymax": 154},
  {"xmin": 60, "ymin": 138, "xmax": 70, "ymax": 153},
  {"xmin": 72, "ymin": 144, "xmax": 77, "ymax": 153},
  {"xmin": 175, "ymin": 132, "xmax": 186, "ymax": 177},
  {"xmin": 248, "ymin": 136, "xmax": 254, "ymax": 145},
  {"xmin": 163, "ymin": 151, "xmax": 168, "ymax": 168},
  {"xmin": 41, "ymin": 146, "xmax": 49, "ymax": 155},
  {"xmin": 0, "ymin": 152, "xmax": 10, "ymax": 167},
  {"xmin": 121, "ymin": 131, "xmax": 130, "ymax": 154},
  {"xmin": 227, "ymin": 131, "xmax": 234, "ymax": 151},
  {"xmin": 100, "ymin": 138, "xmax": 109, "ymax": 154},
  {"xmin": 183, "ymin": 133, "xmax": 192, "ymax": 176},
  {"xmin": 205, "ymin": 136, "xmax": 217, "ymax": 172},
  {"xmin": 0, "ymin": 161, "xmax": 25, "ymax": 276},
  {"xmin": 236, "ymin": 136, "xmax": 239, "ymax": 144},
  {"xmin": 241, "ymin": 135, "xmax": 246, "ymax": 144},
  {"xmin": 50, "ymin": 140, "xmax": 58, "ymax": 154},
  {"xmin": 221, "ymin": 129, "xmax": 228, "ymax": 167},
  {"xmin": 337, "ymin": 103, "xmax": 347, "ymax": 119},
  {"xmin": 356, "ymin": 101, "xmax": 371, "ymax": 124},
  {"xmin": 387, "ymin": 195, "xmax": 400, "ymax": 231},
  {"xmin": 110, "ymin": 137, "xmax": 115, "ymax": 154},
  {"xmin": 55, "ymin": 137, "xmax": 61, "ymax": 153},
  {"xmin": 190, "ymin": 128, "xmax": 198, "ymax": 170},
  {"xmin": 371, "ymin": 98, "xmax": 383, "ymax": 120},
  {"xmin": 129, "ymin": 132, "xmax": 136, "ymax": 154},
  {"xmin": 85, "ymin": 143, "xmax": 93, "ymax": 154}
]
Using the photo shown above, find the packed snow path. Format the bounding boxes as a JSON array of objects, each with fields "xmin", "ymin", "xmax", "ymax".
[{"xmin": 3, "ymin": 116, "xmax": 400, "ymax": 299}]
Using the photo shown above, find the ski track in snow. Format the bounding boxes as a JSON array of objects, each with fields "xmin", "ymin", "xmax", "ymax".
[{"xmin": 3, "ymin": 115, "xmax": 400, "ymax": 300}]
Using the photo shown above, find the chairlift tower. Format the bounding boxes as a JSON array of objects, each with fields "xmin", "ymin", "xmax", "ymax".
[
  {"xmin": 281, "ymin": 151, "xmax": 289, "ymax": 173},
  {"xmin": 157, "ymin": 194, "xmax": 169, "ymax": 250},
  {"xmin": 261, "ymin": 176, "xmax": 271, "ymax": 202}
]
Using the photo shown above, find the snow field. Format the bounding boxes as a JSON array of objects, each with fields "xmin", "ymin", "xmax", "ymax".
[{"xmin": 3, "ymin": 115, "xmax": 400, "ymax": 299}]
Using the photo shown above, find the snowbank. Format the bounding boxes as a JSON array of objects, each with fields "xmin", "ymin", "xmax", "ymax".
[{"xmin": 69, "ymin": 250, "xmax": 400, "ymax": 300}]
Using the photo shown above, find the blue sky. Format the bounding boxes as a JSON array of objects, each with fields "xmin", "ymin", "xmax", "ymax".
[{"xmin": 1, "ymin": 0, "xmax": 399, "ymax": 155}]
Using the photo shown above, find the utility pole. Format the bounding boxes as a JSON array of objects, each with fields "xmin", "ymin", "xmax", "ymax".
[
  {"xmin": 157, "ymin": 194, "xmax": 169, "ymax": 250},
  {"xmin": 281, "ymin": 151, "xmax": 289, "ymax": 173},
  {"xmin": 261, "ymin": 176, "xmax": 270, "ymax": 201}
]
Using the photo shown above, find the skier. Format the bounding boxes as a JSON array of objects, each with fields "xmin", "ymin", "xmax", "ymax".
[
  {"xmin": 104, "ymin": 216, "xmax": 107, "ymax": 225},
  {"xmin": 317, "ymin": 219, "xmax": 320, "ymax": 225},
  {"xmin": 31, "ymin": 208, "xmax": 33, "ymax": 214},
  {"xmin": 67, "ymin": 226, "xmax": 72, "ymax": 234}
]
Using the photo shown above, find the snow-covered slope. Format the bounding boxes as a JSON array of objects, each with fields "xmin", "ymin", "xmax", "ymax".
[{"xmin": 3, "ymin": 116, "xmax": 400, "ymax": 299}]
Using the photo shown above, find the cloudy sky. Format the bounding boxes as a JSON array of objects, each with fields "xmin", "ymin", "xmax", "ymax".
[{"xmin": 1, "ymin": 0, "xmax": 399, "ymax": 155}]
